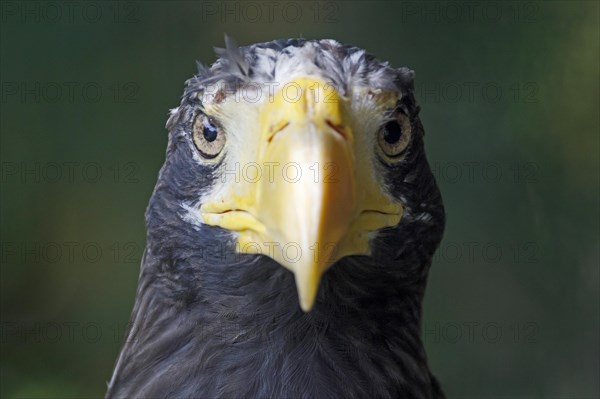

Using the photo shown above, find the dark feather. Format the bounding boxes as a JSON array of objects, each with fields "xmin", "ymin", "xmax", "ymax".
[{"xmin": 107, "ymin": 38, "xmax": 446, "ymax": 399}]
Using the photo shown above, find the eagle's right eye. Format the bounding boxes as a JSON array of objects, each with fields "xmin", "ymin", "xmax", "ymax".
[{"xmin": 192, "ymin": 114, "xmax": 226, "ymax": 159}]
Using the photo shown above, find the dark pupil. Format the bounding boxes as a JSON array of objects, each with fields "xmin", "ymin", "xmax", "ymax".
[
  {"xmin": 383, "ymin": 121, "xmax": 402, "ymax": 144},
  {"xmin": 203, "ymin": 121, "xmax": 218, "ymax": 142}
]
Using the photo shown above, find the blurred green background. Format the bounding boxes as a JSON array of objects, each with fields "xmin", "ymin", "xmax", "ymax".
[{"xmin": 1, "ymin": 1, "xmax": 598, "ymax": 398}]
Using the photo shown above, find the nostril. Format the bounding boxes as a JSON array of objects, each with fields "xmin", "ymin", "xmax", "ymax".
[
  {"xmin": 267, "ymin": 121, "xmax": 290, "ymax": 143},
  {"xmin": 326, "ymin": 120, "xmax": 348, "ymax": 139}
]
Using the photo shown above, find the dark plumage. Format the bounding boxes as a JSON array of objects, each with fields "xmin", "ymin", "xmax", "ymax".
[{"xmin": 106, "ymin": 38, "xmax": 445, "ymax": 399}]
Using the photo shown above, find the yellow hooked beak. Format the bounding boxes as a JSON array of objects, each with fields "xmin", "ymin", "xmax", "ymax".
[{"xmin": 201, "ymin": 77, "xmax": 402, "ymax": 311}]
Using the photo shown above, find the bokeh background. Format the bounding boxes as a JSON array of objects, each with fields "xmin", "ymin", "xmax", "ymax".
[{"xmin": 1, "ymin": 1, "xmax": 598, "ymax": 398}]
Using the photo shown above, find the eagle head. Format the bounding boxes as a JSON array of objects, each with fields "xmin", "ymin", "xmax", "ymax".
[{"xmin": 151, "ymin": 37, "xmax": 444, "ymax": 311}]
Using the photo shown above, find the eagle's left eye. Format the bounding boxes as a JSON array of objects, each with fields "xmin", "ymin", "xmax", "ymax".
[
  {"xmin": 377, "ymin": 112, "xmax": 412, "ymax": 158},
  {"xmin": 192, "ymin": 114, "xmax": 226, "ymax": 159}
]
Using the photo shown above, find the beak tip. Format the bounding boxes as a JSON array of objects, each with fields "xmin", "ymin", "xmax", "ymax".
[
  {"xmin": 299, "ymin": 296, "xmax": 315, "ymax": 312},
  {"xmin": 293, "ymin": 267, "xmax": 322, "ymax": 313}
]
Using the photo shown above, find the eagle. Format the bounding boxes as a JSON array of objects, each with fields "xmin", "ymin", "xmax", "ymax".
[{"xmin": 106, "ymin": 38, "xmax": 446, "ymax": 399}]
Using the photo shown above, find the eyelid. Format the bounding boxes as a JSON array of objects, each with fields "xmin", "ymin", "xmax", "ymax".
[
  {"xmin": 381, "ymin": 109, "xmax": 397, "ymax": 125},
  {"xmin": 381, "ymin": 108, "xmax": 406, "ymax": 127},
  {"xmin": 193, "ymin": 111, "xmax": 221, "ymax": 129}
]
